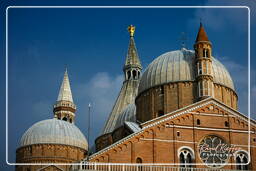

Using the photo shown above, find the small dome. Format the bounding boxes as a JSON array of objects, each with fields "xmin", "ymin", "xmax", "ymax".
[
  {"xmin": 20, "ymin": 119, "xmax": 88, "ymax": 150},
  {"xmin": 114, "ymin": 104, "xmax": 136, "ymax": 130},
  {"xmin": 138, "ymin": 49, "xmax": 235, "ymax": 94}
]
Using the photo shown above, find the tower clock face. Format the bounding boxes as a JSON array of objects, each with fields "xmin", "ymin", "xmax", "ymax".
[{"xmin": 198, "ymin": 135, "xmax": 229, "ymax": 168}]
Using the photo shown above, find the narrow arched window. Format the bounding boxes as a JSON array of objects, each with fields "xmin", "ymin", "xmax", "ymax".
[
  {"xmin": 136, "ymin": 157, "xmax": 142, "ymax": 171},
  {"xmin": 160, "ymin": 85, "xmax": 164, "ymax": 95},
  {"xmin": 236, "ymin": 152, "xmax": 249, "ymax": 170},
  {"xmin": 133, "ymin": 70, "xmax": 137, "ymax": 79},
  {"xmin": 225, "ymin": 121, "xmax": 229, "ymax": 127},
  {"xmin": 127, "ymin": 71, "xmax": 131, "ymax": 79},
  {"xmin": 203, "ymin": 49, "xmax": 208, "ymax": 57},
  {"xmin": 197, "ymin": 119, "xmax": 201, "ymax": 125},
  {"xmin": 179, "ymin": 148, "xmax": 193, "ymax": 168},
  {"xmin": 158, "ymin": 110, "xmax": 164, "ymax": 117}
]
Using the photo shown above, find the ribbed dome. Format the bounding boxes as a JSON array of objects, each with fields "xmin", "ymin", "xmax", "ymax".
[
  {"xmin": 20, "ymin": 119, "xmax": 88, "ymax": 150},
  {"xmin": 138, "ymin": 48, "xmax": 235, "ymax": 94},
  {"xmin": 114, "ymin": 104, "xmax": 136, "ymax": 130}
]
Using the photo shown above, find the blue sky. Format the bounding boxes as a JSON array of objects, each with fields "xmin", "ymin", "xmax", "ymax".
[{"xmin": 1, "ymin": 0, "xmax": 256, "ymax": 170}]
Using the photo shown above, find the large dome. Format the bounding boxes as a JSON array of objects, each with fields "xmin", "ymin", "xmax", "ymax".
[
  {"xmin": 138, "ymin": 48, "xmax": 235, "ymax": 94},
  {"xmin": 19, "ymin": 119, "xmax": 88, "ymax": 150}
]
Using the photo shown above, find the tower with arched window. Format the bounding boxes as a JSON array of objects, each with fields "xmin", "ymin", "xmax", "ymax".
[{"xmin": 194, "ymin": 22, "xmax": 214, "ymax": 100}]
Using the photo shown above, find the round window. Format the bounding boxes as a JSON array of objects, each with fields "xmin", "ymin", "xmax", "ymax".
[{"xmin": 198, "ymin": 135, "xmax": 229, "ymax": 168}]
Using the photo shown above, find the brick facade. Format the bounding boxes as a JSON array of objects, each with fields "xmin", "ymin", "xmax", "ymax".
[
  {"xmin": 136, "ymin": 82, "xmax": 238, "ymax": 124},
  {"xmin": 89, "ymin": 99, "xmax": 256, "ymax": 170}
]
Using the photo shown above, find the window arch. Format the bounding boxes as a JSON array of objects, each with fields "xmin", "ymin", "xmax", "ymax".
[
  {"xmin": 203, "ymin": 48, "xmax": 209, "ymax": 58},
  {"xmin": 197, "ymin": 119, "xmax": 201, "ymax": 125},
  {"xmin": 225, "ymin": 121, "xmax": 229, "ymax": 127},
  {"xmin": 132, "ymin": 70, "xmax": 137, "ymax": 79},
  {"xmin": 158, "ymin": 110, "xmax": 164, "ymax": 117},
  {"xmin": 178, "ymin": 147, "xmax": 194, "ymax": 168},
  {"xmin": 236, "ymin": 151, "xmax": 249, "ymax": 170},
  {"xmin": 136, "ymin": 157, "xmax": 143, "ymax": 171},
  {"xmin": 127, "ymin": 71, "xmax": 131, "ymax": 79}
]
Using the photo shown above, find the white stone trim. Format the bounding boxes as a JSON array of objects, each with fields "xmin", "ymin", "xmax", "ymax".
[{"xmin": 178, "ymin": 146, "xmax": 195, "ymax": 159}]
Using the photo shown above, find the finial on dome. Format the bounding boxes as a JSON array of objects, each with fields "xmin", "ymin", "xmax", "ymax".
[{"xmin": 128, "ymin": 25, "xmax": 135, "ymax": 37}]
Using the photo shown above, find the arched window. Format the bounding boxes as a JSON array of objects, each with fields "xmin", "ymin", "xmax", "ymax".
[
  {"xmin": 158, "ymin": 110, "xmax": 164, "ymax": 117},
  {"xmin": 160, "ymin": 85, "xmax": 164, "ymax": 95},
  {"xmin": 203, "ymin": 49, "xmax": 208, "ymax": 58},
  {"xmin": 133, "ymin": 70, "xmax": 137, "ymax": 79},
  {"xmin": 138, "ymin": 71, "xmax": 140, "ymax": 78},
  {"xmin": 179, "ymin": 148, "xmax": 194, "ymax": 168},
  {"xmin": 136, "ymin": 157, "xmax": 142, "ymax": 163},
  {"xmin": 225, "ymin": 121, "xmax": 229, "ymax": 127},
  {"xmin": 136, "ymin": 157, "xmax": 142, "ymax": 171},
  {"xmin": 197, "ymin": 119, "xmax": 201, "ymax": 125},
  {"xmin": 236, "ymin": 151, "xmax": 249, "ymax": 170},
  {"xmin": 198, "ymin": 62, "xmax": 202, "ymax": 75},
  {"xmin": 127, "ymin": 71, "xmax": 131, "ymax": 79}
]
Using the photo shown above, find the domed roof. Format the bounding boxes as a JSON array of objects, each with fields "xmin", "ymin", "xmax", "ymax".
[
  {"xmin": 19, "ymin": 119, "xmax": 88, "ymax": 150},
  {"xmin": 114, "ymin": 104, "xmax": 136, "ymax": 130},
  {"xmin": 138, "ymin": 48, "xmax": 235, "ymax": 94}
]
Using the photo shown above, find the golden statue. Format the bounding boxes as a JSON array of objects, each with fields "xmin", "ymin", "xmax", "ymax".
[{"xmin": 128, "ymin": 25, "xmax": 135, "ymax": 37}]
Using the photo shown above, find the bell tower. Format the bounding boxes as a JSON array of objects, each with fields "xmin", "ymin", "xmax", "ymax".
[
  {"xmin": 123, "ymin": 25, "xmax": 142, "ymax": 81},
  {"xmin": 194, "ymin": 22, "xmax": 214, "ymax": 100},
  {"xmin": 53, "ymin": 68, "xmax": 76, "ymax": 123}
]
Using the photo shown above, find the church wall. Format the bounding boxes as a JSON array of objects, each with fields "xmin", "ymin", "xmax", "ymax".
[{"xmin": 90, "ymin": 102, "xmax": 256, "ymax": 170}]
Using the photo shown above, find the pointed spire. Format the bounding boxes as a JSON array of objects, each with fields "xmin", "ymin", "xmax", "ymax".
[
  {"xmin": 124, "ymin": 25, "xmax": 142, "ymax": 70},
  {"xmin": 57, "ymin": 67, "xmax": 74, "ymax": 102},
  {"xmin": 195, "ymin": 22, "xmax": 209, "ymax": 42}
]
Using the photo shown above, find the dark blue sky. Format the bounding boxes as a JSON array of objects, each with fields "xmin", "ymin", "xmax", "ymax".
[{"xmin": 1, "ymin": 0, "xmax": 256, "ymax": 170}]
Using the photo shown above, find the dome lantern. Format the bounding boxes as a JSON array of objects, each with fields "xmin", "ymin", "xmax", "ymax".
[{"xmin": 123, "ymin": 25, "xmax": 142, "ymax": 81}]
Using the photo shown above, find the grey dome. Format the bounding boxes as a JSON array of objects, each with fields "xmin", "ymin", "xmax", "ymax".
[
  {"xmin": 138, "ymin": 48, "xmax": 235, "ymax": 94},
  {"xmin": 20, "ymin": 119, "xmax": 88, "ymax": 150},
  {"xmin": 114, "ymin": 104, "xmax": 136, "ymax": 130}
]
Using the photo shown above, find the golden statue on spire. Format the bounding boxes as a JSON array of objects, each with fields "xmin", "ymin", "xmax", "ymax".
[{"xmin": 128, "ymin": 25, "xmax": 135, "ymax": 37}]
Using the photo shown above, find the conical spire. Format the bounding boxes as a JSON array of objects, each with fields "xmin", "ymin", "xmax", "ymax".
[
  {"xmin": 54, "ymin": 68, "xmax": 76, "ymax": 123},
  {"xmin": 57, "ymin": 68, "xmax": 73, "ymax": 102},
  {"xmin": 195, "ymin": 22, "xmax": 209, "ymax": 42},
  {"xmin": 124, "ymin": 25, "xmax": 142, "ymax": 69}
]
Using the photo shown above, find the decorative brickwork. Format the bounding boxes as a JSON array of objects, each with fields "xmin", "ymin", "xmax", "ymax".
[{"xmin": 89, "ymin": 98, "xmax": 256, "ymax": 170}]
